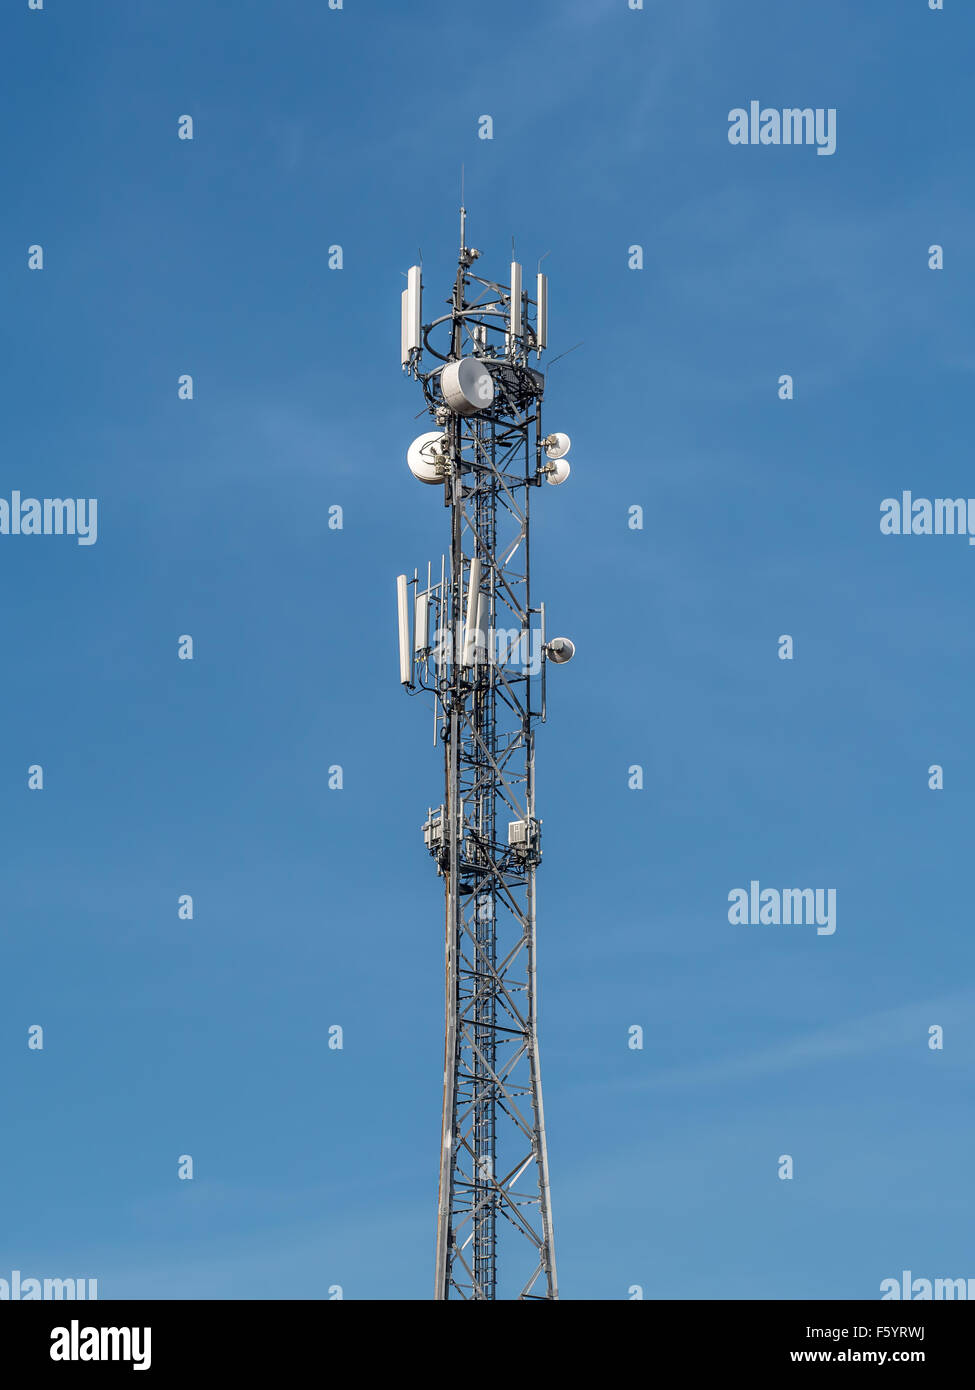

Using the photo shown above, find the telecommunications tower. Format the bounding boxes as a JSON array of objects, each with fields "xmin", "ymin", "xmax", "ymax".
[{"xmin": 396, "ymin": 209, "xmax": 575, "ymax": 1301}]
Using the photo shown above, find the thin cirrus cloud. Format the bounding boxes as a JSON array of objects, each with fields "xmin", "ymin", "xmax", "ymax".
[{"xmin": 621, "ymin": 991, "xmax": 973, "ymax": 1091}]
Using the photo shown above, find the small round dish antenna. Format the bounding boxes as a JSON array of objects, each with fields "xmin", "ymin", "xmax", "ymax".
[
  {"xmin": 542, "ymin": 432, "xmax": 571, "ymax": 460},
  {"xmin": 545, "ymin": 637, "xmax": 575, "ymax": 664}
]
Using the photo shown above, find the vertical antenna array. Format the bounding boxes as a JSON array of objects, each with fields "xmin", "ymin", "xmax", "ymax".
[{"xmin": 397, "ymin": 212, "xmax": 575, "ymax": 1300}]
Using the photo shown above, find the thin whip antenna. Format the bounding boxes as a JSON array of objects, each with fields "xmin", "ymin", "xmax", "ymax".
[
  {"xmin": 460, "ymin": 165, "xmax": 466, "ymax": 251},
  {"xmin": 546, "ymin": 340, "xmax": 583, "ymax": 370}
]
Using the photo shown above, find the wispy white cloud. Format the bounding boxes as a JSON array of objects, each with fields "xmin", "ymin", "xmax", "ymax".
[{"xmin": 623, "ymin": 990, "xmax": 975, "ymax": 1090}]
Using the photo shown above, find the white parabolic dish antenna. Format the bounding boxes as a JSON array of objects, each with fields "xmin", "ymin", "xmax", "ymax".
[
  {"xmin": 546, "ymin": 459, "xmax": 571, "ymax": 486},
  {"xmin": 441, "ymin": 358, "xmax": 494, "ymax": 415},
  {"xmin": 407, "ymin": 430, "xmax": 448, "ymax": 485}
]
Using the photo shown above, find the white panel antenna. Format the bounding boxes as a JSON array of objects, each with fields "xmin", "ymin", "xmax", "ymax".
[
  {"xmin": 401, "ymin": 265, "xmax": 422, "ymax": 366},
  {"xmin": 536, "ymin": 272, "xmax": 548, "ymax": 354},
  {"xmin": 462, "ymin": 558, "xmax": 482, "ymax": 667},
  {"xmin": 414, "ymin": 588, "xmax": 429, "ymax": 654},
  {"xmin": 474, "ymin": 590, "xmax": 489, "ymax": 664},
  {"xmin": 396, "ymin": 574, "xmax": 411, "ymax": 684},
  {"xmin": 508, "ymin": 261, "xmax": 522, "ymax": 351}
]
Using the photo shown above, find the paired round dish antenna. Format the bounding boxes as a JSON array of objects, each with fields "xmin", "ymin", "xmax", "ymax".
[
  {"xmin": 407, "ymin": 431, "xmax": 449, "ymax": 485},
  {"xmin": 541, "ymin": 432, "xmax": 572, "ymax": 485}
]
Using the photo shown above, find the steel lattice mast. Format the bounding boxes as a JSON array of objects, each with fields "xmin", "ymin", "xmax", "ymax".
[{"xmin": 396, "ymin": 210, "xmax": 573, "ymax": 1300}]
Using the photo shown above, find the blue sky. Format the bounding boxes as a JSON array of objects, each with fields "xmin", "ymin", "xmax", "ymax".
[{"xmin": 2, "ymin": 0, "xmax": 973, "ymax": 1299}]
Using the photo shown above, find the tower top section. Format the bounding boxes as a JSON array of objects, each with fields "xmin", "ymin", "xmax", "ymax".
[{"xmin": 400, "ymin": 213, "xmax": 549, "ymax": 423}]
